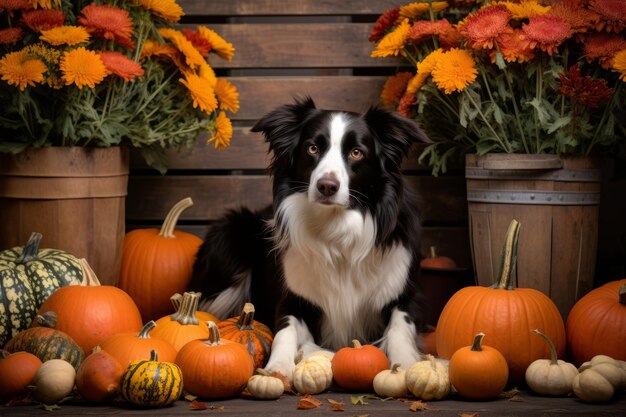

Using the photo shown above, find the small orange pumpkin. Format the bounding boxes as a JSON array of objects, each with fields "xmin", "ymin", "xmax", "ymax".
[
  {"xmin": 420, "ymin": 246, "xmax": 457, "ymax": 270},
  {"xmin": 331, "ymin": 339, "xmax": 390, "ymax": 391},
  {"xmin": 151, "ymin": 291, "xmax": 209, "ymax": 351},
  {"xmin": 566, "ymin": 279, "xmax": 626, "ymax": 365},
  {"xmin": 217, "ymin": 303, "xmax": 273, "ymax": 369},
  {"xmin": 118, "ymin": 197, "xmax": 203, "ymax": 322},
  {"xmin": 0, "ymin": 350, "xmax": 42, "ymax": 402},
  {"xmin": 75, "ymin": 348, "xmax": 124, "ymax": 402},
  {"xmin": 175, "ymin": 321, "xmax": 254, "ymax": 399},
  {"xmin": 448, "ymin": 332, "xmax": 509, "ymax": 400}
]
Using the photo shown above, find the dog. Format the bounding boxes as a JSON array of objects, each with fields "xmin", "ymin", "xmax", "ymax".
[{"xmin": 189, "ymin": 97, "xmax": 431, "ymax": 379}]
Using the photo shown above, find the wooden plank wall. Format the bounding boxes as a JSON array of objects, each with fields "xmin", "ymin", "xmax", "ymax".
[{"xmin": 125, "ymin": 0, "xmax": 473, "ymax": 271}]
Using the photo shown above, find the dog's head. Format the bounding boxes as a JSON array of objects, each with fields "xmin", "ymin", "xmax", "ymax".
[{"xmin": 251, "ymin": 97, "xmax": 430, "ymax": 241}]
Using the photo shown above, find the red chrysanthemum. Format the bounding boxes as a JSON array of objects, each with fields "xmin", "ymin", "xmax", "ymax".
[
  {"xmin": 548, "ymin": 0, "xmax": 599, "ymax": 34},
  {"xmin": 396, "ymin": 91, "xmax": 417, "ymax": 117},
  {"xmin": 369, "ymin": 8, "xmax": 400, "ymax": 42},
  {"xmin": 588, "ymin": 0, "xmax": 626, "ymax": 33},
  {"xmin": 493, "ymin": 29, "xmax": 535, "ymax": 63},
  {"xmin": 78, "ymin": 3, "xmax": 134, "ymax": 49},
  {"xmin": 0, "ymin": 0, "xmax": 31, "ymax": 13},
  {"xmin": 0, "ymin": 27, "xmax": 23, "ymax": 44},
  {"xmin": 439, "ymin": 27, "xmax": 463, "ymax": 50},
  {"xmin": 380, "ymin": 72, "xmax": 413, "ymax": 106},
  {"xmin": 21, "ymin": 9, "xmax": 65, "ymax": 32},
  {"xmin": 459, "ymin": 4, "xmax": 513, "ymax": 50},
  {"xmin": 558, "ymin": 64, "xmax": 613, "ymax": 109},
  {"xmin": 522, "ymin": 14, "xmax": 572, "ymax": 55},
  {"xmin": 407, "ymin": 19, "xmax": 454, "ymax": 44},
  {"xmin": 582, "ymin": 33, "xmax": 626, "ymax": 69},
  {"xmin": 182, "ymin": 28, "xmax": 212, "ymax": 57},
  {"xmin": 99, "ymin": 51, "xmax": 144, "ymax": 81}
]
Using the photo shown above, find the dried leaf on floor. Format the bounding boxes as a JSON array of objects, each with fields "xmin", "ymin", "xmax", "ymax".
[
  {"xmin": 41, "ymin": 404, "xmax": 61, "ymax": 411},
  {"xmin": 408, "ymin": 400, "xmax": 430, "ymax": 412},
  {"xmin": 351, "ymin": 395, "xmax": 369, "ymax": 405},
  {"xmin": 499, "ymin": 388, "xmax": 524, "ymax": 401},
  {"xmin": 327, "ymin": 398, "xmax": 345, "ymax": 411},
  {"xmin": 184, "ymin": 393, "xmax": 198, "ymax": 402},
  {"xmin": 207, "ymin": 405, "xmax": 225, "ymax": 410},
  {"xmin": 297, "ymin": 394, "xmax": 322, "ymax": 409},
  {"xmin": 189, "ymin": 400, "xmax": 207, "ymax": 410},
  {"xmin": 459, "ymin": 413, "xmax": 479, "ymax": 417}
]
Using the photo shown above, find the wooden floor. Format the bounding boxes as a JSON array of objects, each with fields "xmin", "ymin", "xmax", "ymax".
[{"xmin": 3, "ymin": 390, "xmax": 625, "ymax": 416}]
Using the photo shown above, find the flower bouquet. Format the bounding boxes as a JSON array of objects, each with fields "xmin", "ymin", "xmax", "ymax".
[
  {"xmin": 0, "ymin": 0, "xmax": 238, "ymax": 173},
  {"xmin": 369, "ymin": 0, "xmax": 626, "ymax": 175}
]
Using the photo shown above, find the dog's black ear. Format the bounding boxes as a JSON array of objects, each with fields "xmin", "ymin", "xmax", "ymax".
[{"xmin": 362, "ymin": 106, "xmax": 431, "ymax": 164}]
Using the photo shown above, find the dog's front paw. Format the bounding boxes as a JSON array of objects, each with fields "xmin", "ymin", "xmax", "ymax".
[{"xmin": 264, "ymin": 361, "xmax": 296, "ymax": 382}]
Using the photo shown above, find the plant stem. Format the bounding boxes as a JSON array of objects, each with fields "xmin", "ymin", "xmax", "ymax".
[
  {"xmin": 534, "ymin": 59, "xmax": 543, "ymax": 153},
  {"xmin": 499, "ymin": 59, "xmax": 529, "ymax": 153},
  {"xmin": 587, "ymin": 81, "xmax": 621, "ymax": 155},
  {"xmin": 463, "ymin": 89, "xmax": 510, "ymax": 152}
]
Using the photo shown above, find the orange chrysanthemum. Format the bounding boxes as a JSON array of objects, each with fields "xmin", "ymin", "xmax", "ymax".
[
  {"xmin": 31, "ymin": 0, "xmax": 60, "ymax": 9},
  {"xmin": 582, "ymin": 33, "xmax": 626, "ymax": 69},
  {"xmin": 0, "ymin": 0, "xmax": 32, "ymax": 12},
  {"xmin": 493, "ymin": 29, "xmax": 535, "ymax": 63},
  {"xmin": 369, "ymin": 8, "xmax": 399, "ymax": 42},
  {"xmin": 198, "ymin": 60, "xmax": 217, "ymax": 87},
  {"xmin": 588, "ymin": 0, "xmax": 626, "ymax": 33},
  {"xmin": 207, "ymin": 111, "xmax": 232, "ymax": 149},
  {"xmin": 521, "ymin": 14, "xmax": 572, "ymax": 55},
  {"xmin": 21, "ymin": 9, "xmax": 66, "ymax": 32},
  {"xmin": 439, "ymin": 27, "xmax": 463, "ymax": 49},
  {"xmin": 23, "ymin": 43, "xmax": 62, "ymax": 88},
  {"xmin": 499, "ymin": 0, "xmax": 551, "ymax": 19},
  {"xmin": 78, "ymin": 3, "xmax": 134, "ymax": 49},
  {"xmin": 136, "ymin": 0, "xmax": 184, "ymax": 22},
  {"xmin": 60, "ymin": 47, "xmax": 107, "ymax": 88},
  {"xmin": 371, "ymin": 18, "xmax": 411, "ymax": 58},
  {"xmin": 380, "ymin": 72, "xmax": 413, "ymax": 106},
  {"xmin": 407, "ymin": 49, "xmax": 443, "ymax": 94},
  {"xmin": 407, "ymin": 19, "xmax": 454, "ymax": 44},
  {"xmin": 0, "ymin": 50, "xmax": 46, "ymax": 90},
  {"xmin": 40, "ymin": 26, "xmax": 90, "ymax": 46},
  {"xmin": 396, "ymin": 91, "xmax": 417, "ymax": 117},
  {"xmin": 159, "ymin": 28, "xmax": 205, "ymax": 70},
  {"xmin": 0, "ymin": 27, "xmax": 23, "ymax": 44},
  {"xmin": 180, "ymin": 72, "xmax": 217, "ymax": 114},
  {"xmin": 399, "ymin": 2, "xmax": 449, "ymax": 20},
  {"xmin": 548, "ymin": 0, "xmax": 599, "ymax": 34},
  {"xmin": 459, "ymin": 4, "xmax": 513, "ymax": 50},
  {"xmin": 431, "ymin": 48, "xmax": 478, "ymax": 94},
  {"xmin": 611, "ymin": 49, "xmax": 626, "ymax": 81},
  {"xmin": 99, "ymin": 51, "xmax": 144, "ymax": 81},
  {"xmin": 197, "ymin": 26, "xmax": 235, "ymax": 61},
  {"xmin": 182, "ymin": 28, "xmax": 212, "ymax": 57},
  {"xmin": 140, "ymin": 39, "xmax": 178, "ymax": 60},
  {"xmin": 214, "ymin": 78, "xmax": 239, "ymax": 113}
]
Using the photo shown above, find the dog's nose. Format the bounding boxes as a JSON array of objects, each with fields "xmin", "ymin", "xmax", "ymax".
[{"xmin": 316, "ymin": 174, "xmax": 339, "ymax": 197}]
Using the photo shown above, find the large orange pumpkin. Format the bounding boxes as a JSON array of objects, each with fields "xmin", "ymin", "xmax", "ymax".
[
  {"xmin": 566, "ymin": 279, "xmax": 626, "ymax": 365},
  {"xmin": 118, "ymin": 197, "xmax": 203, "ymax": 321},
  {"xmin": 217, "ymin": 303, "xmax": 273, "ymax": 369},
  {"xmin": 36, "ymin": 259, "xmax": 143, "ymax": 354},
  {"xmin": 436, "ymin": 220, "xmax": 565, "ymax": 384},
  {"xmin": 151, "ymin": 291, "xmax": 209, "ymax": 351}
]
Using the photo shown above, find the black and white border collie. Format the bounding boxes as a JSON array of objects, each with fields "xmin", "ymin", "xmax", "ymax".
[{"xmin": 190, "ymin": 97, "xmax": 431, "ymax": 378}]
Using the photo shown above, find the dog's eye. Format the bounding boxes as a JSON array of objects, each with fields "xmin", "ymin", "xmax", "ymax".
[
  {"xmin": 307, "ymin": 145, "xmax": 319, "ymax": 155},
  {"xmin": 349, "ymin": 148, "xmax": 365, "ymax": 160}
]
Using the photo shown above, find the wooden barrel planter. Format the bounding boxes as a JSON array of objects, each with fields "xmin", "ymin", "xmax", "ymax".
[
  {"xmin": 0, "ymin": 147, "xmax": 129, "ymax": 285},
  {"xmin": 465, "ymin": 154, "xmax": 601, "ymax": 320}
]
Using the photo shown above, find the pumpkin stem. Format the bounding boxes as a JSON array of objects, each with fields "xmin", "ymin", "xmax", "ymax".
[
  {"xmin": 138, "ymin": 321, "xmax": 157, "ymax": 339},
  {"xmin": 15, "ymin": 232, "xmax": 42, "ymax": 264},
  {"xmin": 170, "ymin": 293, "xmax": 183, "ymax": 310},
  {"xmin": 620, "ymin": 284, "xmax": 626, "ymax": 305},
  {"xmin": 236, "ymin": 302, "xmax": 256, "ymax": 329},
  {"xmin": 470, "ymin": 332, "xmax": 486, "ymax": 352},
  {"xmin": 492, "ymin": 220, "xmax": 520, "ymax": 290},
  {"xmin": 170, "ymin": 292, "xmax": 200, "ymax": 325},
  {"xmin": 78, "ymin": 258, "xmax": 102, "ymax": 287},
  {"xmin": 255, "ymin": 368, "xmax": 270, "ymax": 376},
  {"xmin": 158, "ymin": 197, "xmax": 194, "ymax": 238},
  {"xmin": 0, "ymin": 349, "xmax": 10, "ymax": 359},
  {"xmin": 35, "ymin": 311, "xmax": 57, "ymax": 328},
  {"xmin": 352, "ymin": 339, "xmax": 363, "ymax": 349},
  {"xmin": 149, "ymin": 349, "xmax": 158, "ymax": 362},
  {"xmin": 531, "ymin": 329, "xmax": 558, "ymax": 365},
  {"xmin": 391, "ymin": 363, "xmax": 402, "ymax": 373},
  {"xmin": 429, "ymin": 246, "xmax": 437, "ymax": 259},
  {"xmin": 205, "ymin": 321, "xmax": 221, "ymax": 346}
]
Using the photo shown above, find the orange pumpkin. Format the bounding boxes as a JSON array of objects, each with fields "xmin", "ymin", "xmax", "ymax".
[
  {"xmin": 0, "ymin": 350, "xmax": 42, "ymax": 402},
  {"xmin": 448, "ymin": 332, "xmax": 509, "ymax": 400},
  {"xmin": 75, "ymin": 348, "xmax": 124, "ymax": 402},
  {"xmin": 436, "ymin": 220, "xmax": 565, "ymax": 384},
  {"xmin": 35, "ymin": 259, "xmax": 143, "ymax": 354},
  {"xmin": 99, "ymin": 320, "xmax": 177, "ymax": 368},
  {"xmin": 118, "ymin": 197, "xmax": 203, "ymax": 322},
  {"xmin": 151, "ymin": 291, "xmax": 209, "ymax": 351},
  {"xmin": 331, "ymin": 339, "xmax": 390, "ymax": 391},
  {"xmin": 175, "ymin": 321, "xmax": 254, "ymax": 399},
  {"xmin": 566, "ymin": 279, "xmax": 626, "ymax": 365},
  {"xmin": 420, "ymin": 246, "xmax": 457, "ymax": 269},
  {"xmin": 217, "ymin": 303, "xmax": 273, "ymax": 369}
]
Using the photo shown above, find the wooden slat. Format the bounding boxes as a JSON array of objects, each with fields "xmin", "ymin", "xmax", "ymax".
[
  {"xmin": 181, "ymin": 0, "xmax": 398, "ymax": 16},
  {"xmin": 204, "ymin": 23, "xmax": 399, "ymax": 69},
  {"xmin": 126, "ymin": 175, "xmax": 467, "ymax": 223}
]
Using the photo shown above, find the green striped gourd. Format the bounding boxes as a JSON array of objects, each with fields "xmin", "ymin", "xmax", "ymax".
[
  {"xmin": 4, "ymin": 312, "xmax": 84, "ymax": 368},
  {"xmin": 121, "ymin": 350, "xmax": 183, "ymax": 407},
  {"xmin": 0, "ymin": 232, "xmax": 83, "ymax": 346}
]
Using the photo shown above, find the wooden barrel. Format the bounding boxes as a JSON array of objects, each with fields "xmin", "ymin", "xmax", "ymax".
[
  {"xmin": 0, "ymin": 147, "xmax": 128, "ymax": 285},
  {"xmin": 465, "ymin": 154, "xmax": 601, "ymax": 320}
]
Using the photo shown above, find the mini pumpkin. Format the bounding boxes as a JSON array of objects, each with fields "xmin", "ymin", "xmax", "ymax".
[
  {"xmin": 572, "ymin": 368, "xmax": 615, "ymax": 403},
  {"xmin": 32, "ymin": 359, "xmax": 76, "ymax": 405},
  {"xmin": 292, "ymin": 351, "xmax": 334, "ymax": 395},
  {"xmin": 151, "ymin": 291, "xmax": 210, "ymax": 352},
  {"xmin": 246, "ymin": 368, "xmax": 285, "ymax": 400},
  {"xmin": 525, "ymin": 329, "xmax": 578, "ymax": 396},
  {"xmin": 405, "ymin": 354, "xmax": 450, "ymax": 400},
  {"xmin": 0, "ymin": 350, "xmax": 42, "ymax": 402},
  {"xmin": 373, "ymin": 363, "xmax": 409, "ymax": 398},
  {"xmin": 76, "ymin": 348, "xmax": 124, "ymax": 402},
  {"xmin": 331, "ymin": 340, "xmax": 389, "ymax": 391},
  {"xmin": 420, "ymin": 246, "xmax": 457, "ymax": 269}
]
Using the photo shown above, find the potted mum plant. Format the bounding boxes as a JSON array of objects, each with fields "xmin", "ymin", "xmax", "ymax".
[
  {"xmin": 0, "ymin": 0, "xmax": 238, "ymax": 281},
  {"xmin": 369, "ymin": 0, "xmax": 626, "ymax": 319}
]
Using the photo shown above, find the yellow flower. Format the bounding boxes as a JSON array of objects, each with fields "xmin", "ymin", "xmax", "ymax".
[
  {"xmin": 208, "ymin": 111, "xmax": 232, "ymax": 149},
  {"xmin": 23, "ymin": 43, "xmax": 63, "ymax": 88},
  {"xmin": 197, "ymin": 26, "xmax": 235, "ymax": 61},
  {"xmin": 31, "ymin": 0, "xmax": 60, "ymax": 9},
  {"xmin": 400, "ymin": 2, "xmax": 449, "ymax": 20},
  {"xmin": 180, "ymin": 72, "xmax": 217, "ymax": 114},
  {"xmin": 40, "ymin": 25, "xmax": 90, "ymax": 46},
  {"xmin": 407, "ymin": 49, "xmax": 443, "ymax": 94},
  {"xmin": 0, "ymin": 50, "xmax": 46, "ymax": 90},
  {"xmin": 498, "ymin": 0, "xmax": 551, "ymax": 19},
  {"xmin": 214, "ymin": 78, "xmax": 239, "ymax": 113},
  {"xmin": 60, "ymin": 47, "xmax": 107, "ymax": 88},
  {"xmin": 198, "ymin": 60, "xmax": 217, "ymax": 87},
  {"xmin": 431, "ymin": 48, "xmax": 477, "ymax": 94},
  {"xmin": 135, "ymin": 0, "xmax": 184, "ymax": 22},
  {"xmin": 159, "ymin": 28, "xmax": 205, "ymax": 70},
  {"xmin": 612, "ymin": 49, "xmax": 626, "ymax": 81},
  {"xmin": 371, "ymin": 18, "xmax": 411, "ymax": 58}
]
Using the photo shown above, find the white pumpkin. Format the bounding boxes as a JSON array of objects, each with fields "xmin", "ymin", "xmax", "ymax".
[
  {"xmin": 573, "ymin": 368, "xmax": 615, "ymax": 403},
  {"xmin": 405, "ymin": 355, "xmax": 450, "ymax": 400},
  {"xmin": 246, "ymin": 369, "xmax": 284, "ymax": 400},
  {"xmin": 32, "ymin": 359, "xmax": 76, "ymax": 404},
  {"xmin": 292, "ymin": 351, "xmax": 333, "ymax": 395},
  {"xmin": 373, "ymin": 363, "xmax": 408, "ymax": 398},
  {"xmin": 525, "ymin": 329, "xmax": 578, "ymax": 396}
]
